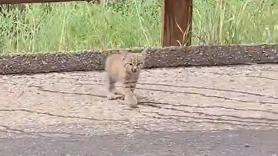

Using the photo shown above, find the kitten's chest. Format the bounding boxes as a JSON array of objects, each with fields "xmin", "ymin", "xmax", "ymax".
[{"xmin": 124, "ymin": 72, "xmax": 140, "ymax": 81}]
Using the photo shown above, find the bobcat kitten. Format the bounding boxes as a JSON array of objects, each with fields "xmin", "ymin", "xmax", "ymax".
[{"xmin": 105, "ymin": 50, "xmax": 145, "ymax": 108}]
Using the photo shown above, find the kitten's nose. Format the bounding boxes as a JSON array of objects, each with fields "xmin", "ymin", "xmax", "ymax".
[{"xmin": 131, "ymin": 68, "xmax": 137, "ymax": 72}]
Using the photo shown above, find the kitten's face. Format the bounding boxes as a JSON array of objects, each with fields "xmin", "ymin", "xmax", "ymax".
[{"xmin": 123, "ymin": 53, "xmax": 144, "ymax": 74}]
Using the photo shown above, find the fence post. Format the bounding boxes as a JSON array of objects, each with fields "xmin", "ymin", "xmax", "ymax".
[{"xmin": 162, "ymin": 0, "xmax": 193, "ymax": 47}]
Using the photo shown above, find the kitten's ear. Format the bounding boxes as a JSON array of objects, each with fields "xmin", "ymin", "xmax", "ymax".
[
  {"xmin": 140, "ymin": 48, "xmax": 148, "ymax": 61},
  {"xmin": 136, "ymin": 53, "xmax": 145, "ymax": 62},
  {"xmin": 121, "ymin": 51, "xmax": 129, "ymax": 61},
  {"xmin": 141, "ymin": 47, "xmax": 149, "ymax": 55}
]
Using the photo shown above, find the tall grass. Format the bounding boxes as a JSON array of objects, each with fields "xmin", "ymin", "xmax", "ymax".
[
  {"xmin": 0, "ymin": 0, "xmax": 277, "ymax": 54},
  {"xmin": 193, "ymin": 0, "xmax": 277, "ymax": 45}
]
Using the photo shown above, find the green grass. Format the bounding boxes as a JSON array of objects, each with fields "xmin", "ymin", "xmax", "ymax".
[
  {"xmin": 0, "ymin": 0, "xmax": 277, "ymax": 54},
  {"xmin": 193, "ymin": 0, "xmax": 277, "ymax": 45}
]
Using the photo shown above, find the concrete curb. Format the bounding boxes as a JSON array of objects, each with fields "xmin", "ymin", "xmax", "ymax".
[{"xmin": 0, "ymin": 45, "xmax": 277, "ymax": 75}]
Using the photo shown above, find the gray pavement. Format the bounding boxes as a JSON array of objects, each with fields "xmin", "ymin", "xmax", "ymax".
[{"xmin": 1, "ymin": 130, "xmax": 278, "ymax": 156}]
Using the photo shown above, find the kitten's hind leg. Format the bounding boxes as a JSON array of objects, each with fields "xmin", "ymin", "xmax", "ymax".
[
  {"xmin": 112, "ymin": 89, "xmax": 125, "ymax": 100},
  {"xmin": 108, "ymin": 93, "xmax": 124, "ymax": 100},
  {"xmin": 107, "ymin": 77, "xmax": 124, "ymax": 100}
]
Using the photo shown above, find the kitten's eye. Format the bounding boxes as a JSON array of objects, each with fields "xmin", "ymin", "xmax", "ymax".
[{"xmin": 129, "ymin": 63, "xmax": 133, "ymax": 66}]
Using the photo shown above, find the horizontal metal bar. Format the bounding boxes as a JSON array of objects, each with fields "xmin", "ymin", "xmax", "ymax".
[{"xmin": 0, "ymin": 0, "xmax": 91, "ymax": 4}]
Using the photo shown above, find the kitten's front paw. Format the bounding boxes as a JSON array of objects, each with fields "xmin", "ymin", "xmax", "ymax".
[
  {"xmin": 125, "ymin": 95, "xmax": 138, "ymax": 108},
  {"xmin": 130, "ymin": 103, "xmax": 139, "ymax": 108},
  {"xmin": 107, "ymin": 93, "xmax": 124, "ymax": 100}
]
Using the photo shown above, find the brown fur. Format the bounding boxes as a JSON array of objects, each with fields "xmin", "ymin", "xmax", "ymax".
[{"xmin": 105, "ymin": 50, "xmax": 145, "ymax": 108}]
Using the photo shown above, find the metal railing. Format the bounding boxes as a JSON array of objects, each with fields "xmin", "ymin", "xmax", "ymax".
[{"xmin": 0, "ymin": 0, "xmax": 192, "ymax": 47}]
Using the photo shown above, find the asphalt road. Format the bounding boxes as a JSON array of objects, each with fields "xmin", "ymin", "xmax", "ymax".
[{"xmin": 1, "ymin": 130, "xmax": 278, "ymax": 156}]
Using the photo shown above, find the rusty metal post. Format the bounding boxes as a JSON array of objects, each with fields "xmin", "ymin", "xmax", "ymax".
[{"xmin": 162, "ymin": 0, "xmax": 193, "ymax": 47}]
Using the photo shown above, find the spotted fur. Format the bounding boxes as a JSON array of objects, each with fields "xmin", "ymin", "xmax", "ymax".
[{"xmin": 105, "ymin": 50, "xmax": 145, "ymax": 108}]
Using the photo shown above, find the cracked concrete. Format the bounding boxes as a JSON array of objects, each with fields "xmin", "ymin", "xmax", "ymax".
[
  {"xmin": 0, "ymin": 64, "xmax": 278, "ymax": 155},
  {"xmin": 0, "ymin": 64, "xmax": 277, "ymax": 138}
]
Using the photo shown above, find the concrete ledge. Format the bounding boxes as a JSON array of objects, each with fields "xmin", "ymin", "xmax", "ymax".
[
  {"xmin": 0, "ymin": 45, "xmax": 277, "ymax": 75},
  {"xmin": 144, "ymin": 45, "xmax": 278, "ymax": 68}
]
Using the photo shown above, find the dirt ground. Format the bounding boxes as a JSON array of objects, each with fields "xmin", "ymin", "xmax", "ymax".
[{"xmin": 0, "ymin": 64, "xmax": 277, "ymax": 139}]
